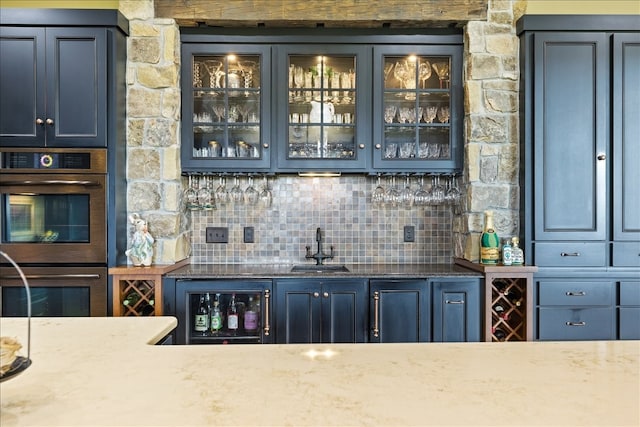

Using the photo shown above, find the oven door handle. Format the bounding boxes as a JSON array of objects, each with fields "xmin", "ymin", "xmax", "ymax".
[
  {"xmin": 0, "ymin": 274, "xmax": 101, "ymax": 280},
  {"xmin": 1, "ymin": 180, "xmax": 103, "ymax": 187}
]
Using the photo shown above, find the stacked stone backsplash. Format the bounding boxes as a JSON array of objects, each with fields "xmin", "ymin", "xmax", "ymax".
[
  {"xmin": 119, "ymin": 0, "xmax": 523, "ymax": 265},
  {"xmin": 190, "ymin": 175, "xmax": 455, "ymax": 265}
]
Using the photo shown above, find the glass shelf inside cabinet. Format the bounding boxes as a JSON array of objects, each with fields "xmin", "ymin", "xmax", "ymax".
[
  {"xmin": 382, "ymin": 55, "xmax": 451, "ymax": 162},
  {"xmin": 288, "ymin": 54, "xmax": 357, "ymax": 160},
  {"xmin": 192, "ymin": 54, "xmax": 262, "ymax": 160}
]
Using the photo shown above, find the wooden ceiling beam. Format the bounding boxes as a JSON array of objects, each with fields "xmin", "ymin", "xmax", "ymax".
[{"xmin": 154, "ymin": 0, "xmax": 488, "ymax": 28}]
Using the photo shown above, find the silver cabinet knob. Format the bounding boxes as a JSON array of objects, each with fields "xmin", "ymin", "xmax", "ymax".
[
  {"xmin": 375, "ymin": 144, "xmax": 381, "ymax": 149},
  {"xmin": 263, "ymin": 143, "xmax": 269, "ymax": 149},
  {"xmin": 313, "ymin": 292, "xmax": 320, "ymax": 298},
  {"xmin": 323, "ymin": 292, "xmax": 329, "ymax": 298},
  {"xmin": 36, "ymin": 118, "xmax": 44, "ymax": 125},
  {"xmin": 359, "ymin": 144, "xmax": 365, "ymax": 149},
  {"xmin": 45, "ymin": 118, "xmax": 54, "ymax": 126},
  {"xmin": 597, "ymin": 153, "xmax": 606, "ymax": 160}
]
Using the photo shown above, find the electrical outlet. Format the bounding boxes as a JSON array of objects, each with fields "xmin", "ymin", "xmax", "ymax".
[
  {"xmin": 243, "ymin": 226, "xmax": 255, "ymax": 243},
  {"xmin": 403, "ymin": 225, "xmax": 415, "ymax": 242},
  {"xmin": 206, "ymin": 227, "xmax": 228, "ymax": 243}
]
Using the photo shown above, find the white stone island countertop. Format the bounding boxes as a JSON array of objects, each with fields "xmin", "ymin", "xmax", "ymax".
[{"xmin": 1, "ymin": 317, "xmax": 639, "ymax": 427}]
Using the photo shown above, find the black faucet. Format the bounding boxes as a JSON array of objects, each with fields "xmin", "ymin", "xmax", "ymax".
[{"xmin": 305, "ymin": 227, "xmax": 334, "ymax": 265}]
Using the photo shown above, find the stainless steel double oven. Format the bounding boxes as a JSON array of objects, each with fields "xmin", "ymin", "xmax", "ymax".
[{"xmin": 0, "ymin": 148, "xmax": 109, "ymax": 316}]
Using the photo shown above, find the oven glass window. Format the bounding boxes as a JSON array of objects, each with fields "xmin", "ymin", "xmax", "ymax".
[
  {"xmin": 2, "ymin": 287, "xmax": 90, "ymax": 316},
  {"xmin": 3, "ymin": 194, "xmax": 90, "ymax": 243}
]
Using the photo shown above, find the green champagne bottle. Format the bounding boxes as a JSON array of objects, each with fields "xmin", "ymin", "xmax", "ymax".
[{"xmin": 480, "ymin": 210, "xmax": 500, "ymax": 264}]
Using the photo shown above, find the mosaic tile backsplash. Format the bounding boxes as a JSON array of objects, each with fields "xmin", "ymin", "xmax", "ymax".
[{"xmin": 189, "ymin": 175, "xmax": 455, "ymax": 265}]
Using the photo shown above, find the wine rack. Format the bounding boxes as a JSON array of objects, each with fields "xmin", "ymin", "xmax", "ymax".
[
  {"xmin": 109, "ymin": 260, "xmax": 189, "ymax": 317},
  {"xmin": 455, "ymin": 258, "xmax": 537, "ymax": 341}
]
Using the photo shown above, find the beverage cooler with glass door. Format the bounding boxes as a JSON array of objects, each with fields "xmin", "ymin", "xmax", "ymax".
[{"xmin": 172, "ymin": 279, "xmax": 273, "ymax": 344}]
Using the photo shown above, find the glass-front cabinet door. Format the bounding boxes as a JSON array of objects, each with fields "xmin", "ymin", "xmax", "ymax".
[
  {"xmin": 276, "ymin": 45, "xmax": 371, "ymax": 171},
  {"xmin": 373, "ymin": 45, "xmax": 462, "ymax": 171},
  {"xmin": 181, "ymin": 44, "xmax": 272, "ymax": 172}
]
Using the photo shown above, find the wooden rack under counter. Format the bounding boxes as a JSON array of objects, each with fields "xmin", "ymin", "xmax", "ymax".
[
  {"xmin": 110, "ymin": 259, "xmax": 189, "ymax": 316},
  {"xmin": 455, "ymin": 258, "xmax": 538, "ymax": 342}
]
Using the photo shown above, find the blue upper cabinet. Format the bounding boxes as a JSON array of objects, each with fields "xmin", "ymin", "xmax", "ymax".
[
  {"xmin": 372, "ymin": 44, "xmax": 463, "ymax": 172},
  {"xmin": 0, "ymin": 27, "xmax": 107, "ymax": 147},
  {"xmin": 179, "ymin": 29, "xmax": 463, "ymax": 174},
  {"xmin": 181, "ymin": 44, "xmax": 273, "ymax": 173}
]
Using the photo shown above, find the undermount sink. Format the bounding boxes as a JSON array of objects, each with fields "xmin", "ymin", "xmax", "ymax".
[{"xmin": 291, "ymin": 265, "xmax": 350, "ymax": 273}]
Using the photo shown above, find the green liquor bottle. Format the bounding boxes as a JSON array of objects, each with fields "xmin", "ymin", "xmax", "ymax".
[{"xmin": 480, "ymin": 210, "xmax": 500, "ymax": 264}]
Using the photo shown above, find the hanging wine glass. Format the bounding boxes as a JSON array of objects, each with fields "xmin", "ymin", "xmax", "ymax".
[
  {"xmin": 184, "ymin": 175, "xmax": 199, "ymax": 211},
  {"xmin": 197, "ymin": 175, "xmax": 215, "ymax": 211},
  {"xmin": 371, "ymin": 174, "xmax": 386, "ymax": 207},
  {"xmin": 244, "ymin": 175, "xmax": 260, "ymax": 206},
  {"xmin": 399, "ymin": 174, "xmax": 414, "ymax": 209},
  {"xmin": 229, "ymin": 175, "xmax": 244, "ymax": 205},
  {"xmin": 259, "ymin": 174, "xmax": 273, "ymax": 208},
  {"xmin": 384, "ymin": 175, "xmax": 400, "ymax": 207},
  {"xmin": 432, "ymin": 174, "xmax": 446, "ymax": 205},
  {"xmin": 214, "ymin": 174, "xmax": 229, "ymax": 207},
  {"xmin": 414, "ymin": 175, "xmax": 429, "ymax": 206}
]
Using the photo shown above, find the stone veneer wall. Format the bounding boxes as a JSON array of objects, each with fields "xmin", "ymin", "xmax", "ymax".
[{"xmin": 118, "ymin": 0, "xmax": 523, "ymax": 265}]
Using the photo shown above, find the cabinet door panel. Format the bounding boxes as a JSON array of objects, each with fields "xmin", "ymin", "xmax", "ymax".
[
  {"xmin": 619, "ymin": 308, "xmax": 640, "ymax": 340},
  {"xmin": 612, "ymin": 242, "xmax": 640, "ymax": 267},
  {"xmin": 613, "ymin": 33, "xmax": 640, "ymax": 241},
  {"xmin": 432, "ymin": 279, "xmax": 481, "ymax": 342},
  {"xmin": 0, "ymin": 27, "xmax": 46, "ymax": 145},
  {"xmin": 47, "ymin": 28, "xmax": 106, "ymax": 146},
  {"xmin": 533, "ymin": 33, "xmax": 608, "ymax": 241},
  {"xmin": 370, "ymin": 280, "xmax": 430, "ymax": 342},
  {"xmin": 323, "ymin": 282, "xmax": 368, "ymax": 343},
  {"xmin": 537, "ymin": 280, "xmax": 614, "ymax": 306},
  {"xmin": 275, "ymin": 282, "xmax": 320, "ymax": 344}
]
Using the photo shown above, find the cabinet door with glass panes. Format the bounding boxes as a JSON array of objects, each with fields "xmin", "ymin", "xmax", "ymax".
[
  {"xmin": 275, "ymin": 45, "xmax": 372, "ymax": 171},
  {"xmin": 181, "ymin": 44, "xmax": 272, "ymax": 172},
  {"xmin": 174, "ymin": 279, "xmax": 273, "ymax": 345},
  {"xmin": 372, "ymin": 45, "xmax": 463, "ymax": 172}
]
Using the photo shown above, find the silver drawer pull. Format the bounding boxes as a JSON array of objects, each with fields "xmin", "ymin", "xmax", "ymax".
[
  {"xmin": 566, "ymin": 291, "xmax": 586, "ymax": 296},
  {"xmin": 560, "ymin": 252, "xmax": 580, "ymax": 257},
  {"xmin": 566, "ymin": 321, "xmax": 586, "ymax": 327},
  {"xmin": 445, "ymin": 300, "xmax": 465, "ymax": 304}
]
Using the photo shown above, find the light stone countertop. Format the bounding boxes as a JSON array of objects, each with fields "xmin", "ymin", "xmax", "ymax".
[{"xmin": 1, "ymin": 317, "xmax": 639, "ymax": 427}]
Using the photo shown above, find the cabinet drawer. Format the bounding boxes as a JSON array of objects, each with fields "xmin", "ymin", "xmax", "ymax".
[
  {"xmin": 612, "ymin": 242, "xmax": 640, "ymax": 267},
  {"xmin": 619, "ymin": 308, "xmax": 640, "ymax": 340},
  {"xmin": 538, "ymin": 281, "xmax": 613, "ymax": 306},
  {"xmin": 620, "ymin": 281, "xmax": 640, "ymax": 306},
  {"xmin": 537, "ymin": 308, "xmax": 615, "ymax": 340},
  {"xmin": 534, "ymin": 242, "xmax": 606, "ymax": 267}
]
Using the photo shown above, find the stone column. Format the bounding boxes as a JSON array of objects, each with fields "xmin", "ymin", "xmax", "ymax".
[
  {"xmin": 455, "ymin": 0, "xmax": 525, "ymax": 261},
  {"xmin": 119, "ymin": 0, "xmax": 190, "ymax": 264}
]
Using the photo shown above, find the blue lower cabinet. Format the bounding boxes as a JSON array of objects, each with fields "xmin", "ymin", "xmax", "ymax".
[
  {"xmin": 619, "ymin": 281, "xmax": 640, "ymax": 340},
  {"xmin": 369, "ymin": 279, "xmax": 430, "ymax": 343},
  {"xmin": 431, "ymin": 278, "xmax": 482, "ymax": 342},
  {"xmin": 538, "ymin": 307, "xmax": 615, "ymax": 340}
]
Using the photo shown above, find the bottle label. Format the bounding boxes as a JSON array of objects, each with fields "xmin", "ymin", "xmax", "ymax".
[
  {"xmin": 502, "ymin": 247, "xmax": 513, "ymax": 265},
  {"xmin": 194, "ymin": 314, "xmax": 208, "ymax": 332},
  {"xmin": 211, "ymin": 314, "xmax": 222, "ymax": 331},
  {"xmin": 480, "ymin": 247, "xmax": 500, "ymax": 264},
  {"xmin": 228, "ymin": 314, "xmax": 239, "ymax": 330},
  {"xmin": 244, "ymin": 311, "xmax": 258, "ymax": 331}
]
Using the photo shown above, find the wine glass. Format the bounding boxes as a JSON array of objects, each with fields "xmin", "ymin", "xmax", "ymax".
[
  {"xmin": 293, "ymin": 66, "xmax": 304, "ymax": 101},
  {"xmin": 197, "ymin": 175, "xmax": 215, "ymax": 211},
  {"xmin": 393, "ymin": 61, "xmax": 410, "ymax": 93},
  {"xmin": 371, "ymin": 174, "xmax": 386, "ymax": 207},
  {"xmin": 384, "ymin": 175, "xmax": 400, "ymax": 207},
  {"xmin": 229, "ymin": 175, "xmax": 244, "ymax": 205},
  {"xmin": 214, "ymin": 174, "xmax": 229, "ymax": 207},
  {"xmin": 414, "ymin": 175, "xmax": 429, "ymax": 206},
  {"xmin": 418, "ymin": 60, "xmax": 432, "ymax": 89},
  {"xmin": 244, "ymin": 175, "xmax": 260, "ymax": 206},
  {"xmin": 431, "ymin": 62, "xmax": 450, "ymax": 89},
  {"xmin": 184, "ymin": 175, "xmax": 200, "ymax": 211},
  {"xmin": 212, "ymin": 104, "xmax": 226, "ymax": 123},
  {"xmin": 203, "ymin": 59, "xmax": 223, "ymax": 88},
  {"xmin": 384, "ymin": 105, "xmax": 397, "ymax": 124},
  {"xmin": 383, "ymin": 62, "xmax": 394, "ymax": 88},
  {"xmin": 259, "ymin": 175, "xmax": 273, "ymax": 208},
  {"xmin": 432, "ymin": 174, "xmax": 446, "ymax": 205},
  {"xmin": 399, "ymin": 175, "xmax": 414, "ymax": 209},
  {"xmin": 423, "ymin": 105, "xmax": 438, "ymax": 123},
  {"xmin": 437, "ymin": 105, "xmax": 450, "ymax": 123}
]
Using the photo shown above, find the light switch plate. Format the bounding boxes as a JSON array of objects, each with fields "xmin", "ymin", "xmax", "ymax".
[
  {"xmin": 403, "ymin": 225, "xmax": 415, "ymax": 242},
  {"xmin": 206, "ymin": 227, "xmax": 228, "ymax": 243}
]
